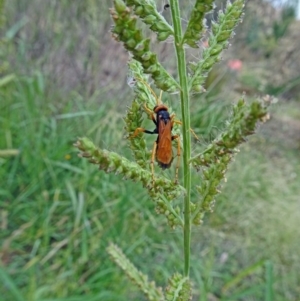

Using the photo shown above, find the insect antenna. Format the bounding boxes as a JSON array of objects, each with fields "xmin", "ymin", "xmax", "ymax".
[{"xmin": 135, "ymin": 76, "xmax": 163, "ymax": 106}]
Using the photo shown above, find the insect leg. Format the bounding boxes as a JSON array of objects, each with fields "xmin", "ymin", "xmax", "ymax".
[
  {"xmin": 143, "ymin": 103, "xmax": 154, "ymax": 115},
  {"xmin": 172, "ymin": 135, "xmax": 180, "ymax": 184},
  {"xmin": 171, "ymin": 117, "xmax": 200, "ymax": 142},
  {"xmin": 134, "ymin": 76, "xmax": 161, "ymax": 106},
  {"xmin": 130, "ymin": 128, "xmax": 156, "ymax": 138},
  {"xmin": 131, "ymin": 127, "xmax": 146, "ymax": 138},
  {"xmin": 143, "ymin": 104, "xmax": 157, "ymax": 126},
  {"xmin": 157, "ymin": 90, "xmax": 163, "ymax": 105}
]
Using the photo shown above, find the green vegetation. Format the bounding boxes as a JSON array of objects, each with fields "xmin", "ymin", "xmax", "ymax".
[{"xmin": 1, "ymin": 1, "xmax": 300, "ymax": 301}]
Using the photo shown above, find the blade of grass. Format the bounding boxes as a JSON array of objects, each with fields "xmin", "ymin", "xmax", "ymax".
[
  {"xmin": 265, "ymin": 260, "xmax": 274, "ymax": 301},
  {"xmin": 0, "ymin": 266, "xmax": 26, "ymax": 301},
  {"xmin": 222, "ymin": 259, "xmax": 265, "ymax": 293}
]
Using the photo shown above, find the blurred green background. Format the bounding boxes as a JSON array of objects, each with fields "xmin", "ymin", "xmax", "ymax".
[{"xmin": 0, "ymin": 0, "xmax": 300, "ymax": 300}]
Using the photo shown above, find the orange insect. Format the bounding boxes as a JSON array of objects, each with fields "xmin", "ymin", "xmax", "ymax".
[{"xmin": 131, "ymin": 92, "xmax": 181, "ymax": 184}]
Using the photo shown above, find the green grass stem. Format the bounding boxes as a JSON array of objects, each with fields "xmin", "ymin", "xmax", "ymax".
[{"xmin": 169, "ymin": 0, "xmax": 192, "ymax": 278}]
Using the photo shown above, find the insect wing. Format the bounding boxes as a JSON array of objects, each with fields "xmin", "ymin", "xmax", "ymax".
[{"xmin": 156, "ymin": 118, "xmax": 173, "ymax": 168}]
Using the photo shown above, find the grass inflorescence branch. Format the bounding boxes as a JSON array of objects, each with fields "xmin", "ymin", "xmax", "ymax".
[
  {"xmin": 191, "ymin": 96, "xmax": 271, "ymax": 169},
  {"xmin": 107, "ymin": 243, "xmax": 165, "ymax": 301},
  {"xmin": 183, "ymin": 0, "xmax": 214, "ymax": 48},
  {"xmin": 189, "ymin": 0, "xmax": 245, "ymax": 93},
  {"xmin": 124, "ymin": 60, "xmax": 155, "ymax": 169},
  {"xmin": 110, "ymin": 0, "xmax": 179, "ymax": 93},
  {"xmin": 124, "ymin": 0, "xmax": 174, "ymax": 41},
  {"xmin": 165, "ymin": 273, "xmax": 192, "ymax": 301},
  {"xmin": 75, "ymin": 137, "xmax": 185, "ymax": 228},
  {"xmin": 190, "ymin": 96, "xmax": 272, "ymax": 224}
]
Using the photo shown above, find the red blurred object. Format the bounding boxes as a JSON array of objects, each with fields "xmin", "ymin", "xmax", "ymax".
[{"xmin": 227, "ymin": 59, "xmax": 243, "ymax": 71}]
